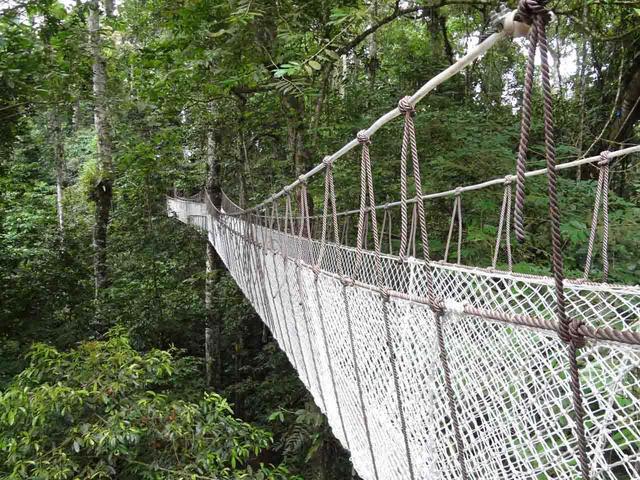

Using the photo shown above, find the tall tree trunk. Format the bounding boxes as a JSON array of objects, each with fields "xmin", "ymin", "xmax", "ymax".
[
  {"xmin": 89, "ymin": 0, "xmax": 113, "ymax": 298},
  {"xmin": 50, "ymin": 111, "xmax": 65, "ymax": 240},
  {"xmin": 205, "ymin": 111, "xmax": 224, "ymax": 389}
]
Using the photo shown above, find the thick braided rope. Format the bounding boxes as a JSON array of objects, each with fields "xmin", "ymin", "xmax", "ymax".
[
  {"xmin": 399, "ymin": 97, "xmax": 469, "ymax": 479},
  {"xmin": 357, "ymin": 129, "xmax": 416, "ymax": 480},
  {"xmin": 493, "ymin": 178, "xmax": 514, "ymax": 270},
  {"xmin": 513, "ymin": 2, "xmax": 540, "ymax": 242},
  {"xmin": 583, "ymin": 151, "xmax": 610, "ymax": 281},
  {"xmin": 534, "ymin": 9, "xmax": 591, "ymax": 478},
  {"xmin": 346, "ymin": 130, "xmax": 381, "ymax": 480},
  {"xmin": 398, "ymin": 98, "xmax": 412, "ymax": 259}
]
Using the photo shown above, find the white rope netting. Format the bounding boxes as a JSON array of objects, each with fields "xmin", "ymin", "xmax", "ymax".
[{"xmin": 167, "ymin": 196, "xmax": 640, "ymax": 480}]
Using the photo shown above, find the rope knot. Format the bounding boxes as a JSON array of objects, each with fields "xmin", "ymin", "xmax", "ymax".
[
  {"xmin": 398, "ymin": 96, "xmax": 415, "ymax": 115},
  {"xmin": 384, "ymin": 202, "xmax": 390, "ymax": 210},
  {"xmin": 341, "ymin": 275, "xmax": 354, "ymax": 287},
  {"xmin": 298, "ymin": 174, "xmax": 307, "ymax": 184},
  {"xmin": 322, "ymin": 156, "xmax": 333, "ymax": 167},
  {"xmin": 568, "ymin": 318, "xmax": 587, "ymax": 349},
  {"xmin": 598, "ymin": 150, "xmax": 610, "ymax": 166},
  {"xmin": 516, "ymin": 0, "xmax": 550, "ymax": 24},
  {"xmin": 283, "ymin": 186, "xmax": 291, "ymax": 195},
  {"xmin": 455, "ymin": 187, "xmax": 462, "ymax": 196},
  {"xmin": 356, "ymin": 130, "xmax": 371, "ymax": 145},
  {"xmin": 504, "ymin": 175, "xmax": 515, "ymax": 185}
]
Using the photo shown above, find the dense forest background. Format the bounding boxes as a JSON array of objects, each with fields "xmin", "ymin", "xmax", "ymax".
[{"xmin": 1, "ymin": 0, "xmax": 639, "ymax": 478}]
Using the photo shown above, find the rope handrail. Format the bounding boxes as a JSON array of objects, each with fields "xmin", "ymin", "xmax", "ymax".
[
  {"xmin": 228, "ymin": 144, "xmax": 640, "ymax": 220},
  {"xmin": 242, "ymin": 19, "xmax": 517, "ymax": 214}
]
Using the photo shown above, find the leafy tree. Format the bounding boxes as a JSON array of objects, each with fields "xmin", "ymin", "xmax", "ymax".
[{"xmin": 0, "ymin": 331, "xmax": 299, "ymax": 480}]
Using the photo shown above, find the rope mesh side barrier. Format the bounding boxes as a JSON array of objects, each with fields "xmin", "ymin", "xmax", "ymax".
[
  {"xmin": 165, "ymin": 6, "xmax": 640, "ymax": 478},
  {"xmin": 169, "ymin": 192, "xmax": 640, "ymax": 480}
]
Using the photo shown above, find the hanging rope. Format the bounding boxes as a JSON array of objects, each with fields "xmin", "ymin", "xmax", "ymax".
[
  {"xmin": 493, "ymin": 177, "xmax": 514, "ymax": 270},
  {"xmin": 513, "ymin": 1, "xmax": 544, "ymax": 242},
  {"xmin": 583, "ymin": 151, "xmax": 610, "ymax": 282},
  {"xmin": 356, "ymin": 129, "xmax": 418, "ymax": 479},
  {"xmin": 295, "ymin": 180, "xmax": 328, "ymax": 414},
  {"xmin": 444, "ymin": 189, "xmax": 463, "ymax": 264},
  {"xmin": 397, "ymin": 97, "xmax": 468, "ymax": 480},
  {"xmin": 314, "ymin": 156, "xmax": 350, "ymax": 447},
  {"xmin": 515, "ymin": 2, "xmax": 590, "ymax": 478}
]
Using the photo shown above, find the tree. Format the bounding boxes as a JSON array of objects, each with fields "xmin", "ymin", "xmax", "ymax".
[
  {"xmin": 0, "ymin": 331, "xmax": 299, "ymax": 480},
  {"xmin": 88, "ymin": 0, "xmax": 114, "ymax": 299}
]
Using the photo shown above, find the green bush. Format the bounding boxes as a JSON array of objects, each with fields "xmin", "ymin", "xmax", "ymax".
[{"xmin": 0, "ymin": 330, "xmax": 298, "ymax": 480}]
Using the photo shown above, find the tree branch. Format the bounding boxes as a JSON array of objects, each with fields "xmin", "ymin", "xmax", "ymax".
[{"xmin": 337, "ymin": 0, "xmax": 494, "ymax": 55}]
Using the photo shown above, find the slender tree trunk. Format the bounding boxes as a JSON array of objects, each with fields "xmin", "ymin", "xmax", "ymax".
[
  {"xmin": 89, "ymin": 0, "xmax": 113, "ymax": 298},
  {"xmin": 49, "ymin": 110, "xmax": 65, "ymax": 240},
  {"xmin": 205, "ymin": 110, "xmax": 224, "ymax": 388},
  {"xmin": 575, "ymin": 1, "xmax": 588, "ymax": 180}
]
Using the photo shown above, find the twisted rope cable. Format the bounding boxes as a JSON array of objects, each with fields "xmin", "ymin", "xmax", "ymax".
[
  {"xmin": 534, "ymin": 7, "xmax": 591, "ymax": 478},
  {"xmin": 313, "ymin": 157, "xmax": 350, "ymax": 447},
  {"xmin": 583, "ymin": 151, "xmax": 610, "ymax": 282},
  {"xmin": 358, "ymin": 127, "xmax": 416, "ymax": 480},
  {"xmin": 399, "ymin": 96, "xmax": 469, "ymax": 479},
  {"xmin": 513, "ymin": 3, "xmax": 540, "ymax": 242}
]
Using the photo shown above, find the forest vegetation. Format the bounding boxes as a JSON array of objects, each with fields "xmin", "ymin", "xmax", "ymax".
[{"xmin": 1, "ymin": 0, "xmax": 639, "ymax": 478}]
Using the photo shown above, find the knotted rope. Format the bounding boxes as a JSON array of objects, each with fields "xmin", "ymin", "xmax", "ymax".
[
  {"xmin": 444, "ymin": 189, "xmax": 463, "ymax": 264},
  {"xmin": 397, "ymin": 96, "xmax": 468, "ymax": 480},
  {"xmin": 583, "ymin": 151, "xmax": 610, "ymax": 282},
  {"xmin": 355, "ymin": 129, "xmax": 417, "ymax": 480},
  {"xmin": 314, "ymin": 156, "xmax": 350, "ymax": 447},
  {"xmin": 515, "ymin": 2, "xmax": 590, "ymax": 478},
  {"xmin": 513, "ymin": 0, "xmax": 549, "ymax": 241},
  {"xmin": 493, "ymin": 177, "xmax": 513, "ymax": 271}
]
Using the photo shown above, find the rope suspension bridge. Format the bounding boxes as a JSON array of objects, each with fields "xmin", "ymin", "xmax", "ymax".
[{"xmin": 168, "ymin": 3, "xmax": 640, "ymax": 479}]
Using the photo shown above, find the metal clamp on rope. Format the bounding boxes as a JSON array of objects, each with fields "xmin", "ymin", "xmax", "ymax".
[{"xmin": 489, "ymin": 5, "xmax": 530, "ymax": 38}]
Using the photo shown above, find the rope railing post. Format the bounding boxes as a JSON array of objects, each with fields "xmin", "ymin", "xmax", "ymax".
[
  {"xmin": 583, "ymin": 151, "xmax": 610, "ymax": 282},
  {"xmin": 295, "ymin": 178, "xmax": 328, "ymax": 413},
  {"xmin": 269, "ymin": 199, "xmax": 299, "ymax": 371},
  {"xmin": 516, "ymin": 2, "xmax": 591, "ymax": 478},
  {"xmin": 313, "ymin": 155, "xmax": 350, "ymax": 448},
  {"xmin": 355, "ymin": 129, "xmax": 417, "ymax": 480},
  {"xmin": 444, "ymin": 189, "xmax": 463, "ymax": 264},
  {"xmin": 493, "ymin": 176, "xmax": 514, "ymax": 271},
  {"xmin": 283, "ymin": 191, "xmax": 312, "ymax": 388},
  {"xmin": 398, "ymin": 96, "xmax": 469, "ymax": 480}
]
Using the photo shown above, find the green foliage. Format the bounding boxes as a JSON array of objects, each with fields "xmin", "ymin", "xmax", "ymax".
[{"xmin": 0, "ymin": 331, "xmax": 298, "ymax": 480}]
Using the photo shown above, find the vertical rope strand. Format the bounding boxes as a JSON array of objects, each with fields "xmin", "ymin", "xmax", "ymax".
[
  {"xmin": 535, "ymin": 8, "xmax": 591, "ymax": 478},
  {"xmin": 357, "ymin": 129, "xmax": 416, "ymax": 480},
  {"xmin": 314, "ymin": 157, "xmax": 350, "ymax": 448},
  {"xmin": 584, "ymin": 151, "xmax": 610, "ymax": 282},
  {"xmin": 398, "ymin": 97, "xmax": 469, "ymax": 479}
]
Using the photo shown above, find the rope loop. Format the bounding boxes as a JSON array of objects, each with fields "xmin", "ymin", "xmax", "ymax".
[
  {"xmin": 322, "ymin": 155, "xmax": 333, "ymax": 167},
  {"xmin": 598, "ymin": 150, "xmax": 610, "ymax": 166},
  {"xmin": 298, "ymin": 174, "xmax": 307, "ymax": 184},
  {"xmin": 398, "ymin": 96, "xmax": 415, "ymax": 115},
  {"xmin": 516, "ymin": 0, "xmax": 550, "ymax": 24},
  {"xmin": 357, "ymin": 130, "xmax": 371, "ymax": 145}
]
